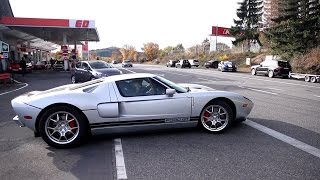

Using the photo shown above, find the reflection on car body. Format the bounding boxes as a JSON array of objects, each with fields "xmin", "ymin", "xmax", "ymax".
[{"xmin": 11, "ymin": 73, "xmax": 253, "ymax": 148}]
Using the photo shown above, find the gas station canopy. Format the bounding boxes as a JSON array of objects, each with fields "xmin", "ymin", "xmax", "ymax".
[{"xmin": 0, "ymin": 16, "xmax": 100, "ymax": 51}]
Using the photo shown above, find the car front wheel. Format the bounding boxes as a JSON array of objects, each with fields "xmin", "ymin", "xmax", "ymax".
[
  {"xmin": 200, "ymin": 100, "xmax": 233, "ymax": 133},
  {"xmin": 71, "ymin": 75, "xmax": 77, "ymax": 84},
  {"xmin": 39, "ymin": 106, "xmax": 88, "ymax": 148}
]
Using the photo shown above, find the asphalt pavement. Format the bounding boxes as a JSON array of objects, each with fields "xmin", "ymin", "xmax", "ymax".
[{"xmin": 0, "ymin": 65, "xmax": 319, "ymax": 180}]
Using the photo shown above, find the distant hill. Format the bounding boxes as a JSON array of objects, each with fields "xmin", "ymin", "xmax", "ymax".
[{"xmin": 90, "ymin": 47, "xmax": 120, "ymax": 57}]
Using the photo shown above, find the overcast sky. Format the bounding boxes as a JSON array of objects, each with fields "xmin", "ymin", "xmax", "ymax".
[{"xmin": 10, "ymin": 0, "xmax": 240, "ymax": 50}]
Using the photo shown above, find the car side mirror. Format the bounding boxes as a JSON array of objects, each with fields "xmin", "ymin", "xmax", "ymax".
[{"xmin": 166, "ymin": 89, "xmax": 176, "ymax": 96}]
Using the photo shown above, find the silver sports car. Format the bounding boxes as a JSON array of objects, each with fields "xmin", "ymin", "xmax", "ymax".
[{"xmin": 12, "ymin": 73, "xmax": 253, "ymax": 148}]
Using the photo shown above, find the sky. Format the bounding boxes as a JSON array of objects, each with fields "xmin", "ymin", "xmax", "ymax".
[{"xmin": 10, "ymin": 0, "xmax": 240, "ymax": 50}]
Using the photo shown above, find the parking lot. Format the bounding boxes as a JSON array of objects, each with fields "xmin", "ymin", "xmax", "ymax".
[{"xmin": 1, "ymin": 65, "xmax": 320, "ymax": 180}]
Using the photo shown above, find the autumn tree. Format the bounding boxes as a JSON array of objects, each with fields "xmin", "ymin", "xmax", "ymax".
[
  {"xmin": 111, "ymin": 50, "xmax": 121, "ymax": 60},
  {"xmin": 143, "ymin": 42, "xmax": 159, "ymax": 61},
  {"xmin": 120, "ymin": 45, "xmax": 137, "ymax": 60}
]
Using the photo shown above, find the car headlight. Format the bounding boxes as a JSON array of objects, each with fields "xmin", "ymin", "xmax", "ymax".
[{"xmin": 119, "ymin": 70, "xmax": 123, "ymax": 74}]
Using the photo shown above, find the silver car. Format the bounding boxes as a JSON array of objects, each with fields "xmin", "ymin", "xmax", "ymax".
[
  {"xmin": 122, "ymin": 60, "xmax": 133, "ymax": 67},
  {"xmin": 12, "ymin": 73, "xmax": 253, "ymax": 148}
]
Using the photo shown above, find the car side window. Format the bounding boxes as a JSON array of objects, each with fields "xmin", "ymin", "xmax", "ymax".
[
  {"xmin": 82, "ymin": 63, "xmax": 89, "ymax": 69},
  {"xmin": 76, "ymin": 62, "xmax": 81, "ymax": 68},
  {"xmin": 116, "ymin": 78, "xmax": 167, "ymax": 97}
]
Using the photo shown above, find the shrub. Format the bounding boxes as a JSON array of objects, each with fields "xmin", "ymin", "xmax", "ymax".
[{"xmin": 291, "ymin": 48, "xmax": 320, "ymax": 74}]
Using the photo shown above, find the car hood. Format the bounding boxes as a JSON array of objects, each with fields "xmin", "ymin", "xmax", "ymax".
[
  {"xmin": 95, "ymin": 68, "xmax": 121, "ymax": 76},
  {"xmin": 178, "ymin": 83, "xmax": 215, "ymax": 92}
]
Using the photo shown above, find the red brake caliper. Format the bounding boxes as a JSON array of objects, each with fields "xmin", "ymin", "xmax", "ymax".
[
  {"xmin": 204, "ymin": 112, "xmax": 210, "ymax": 122},
  {"xmin": 69, "ymin": 120, "xmax": 76, "ymax": 128}
]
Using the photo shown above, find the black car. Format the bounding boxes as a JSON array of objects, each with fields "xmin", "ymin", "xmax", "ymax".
[
  {"xmin": 166, "ymin": 60, "xmax": 177, "ymax": 67},
  {"xmin": 218, "ymin": 61, "xmax": 237, "ymax": 72},
  {"xmin": 175, "ymin": 59, "xmax": 191, "ymax": 68},
  {"xmin": 71, "ymin": 60, "xmax": 122, "ymax": 83},
  {"xmin": 251, "ymin": 59, "xmax": 291, "ymax": 78},
  {"xmin": 204, "ymin": 60, "xmax": 220, "ymax": 68},
  {"xmin": 53, "ymin": 61, "xmax": 64, "ymax": 71}
]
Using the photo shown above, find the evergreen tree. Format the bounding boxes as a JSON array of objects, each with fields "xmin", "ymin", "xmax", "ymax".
[
  {"xmin": 266, "ymin": 0, "xmax": 320, "ymax": 59},
  {"xmin": 230, "ymin": 0, "xmax": 263, "ymax": 52}
]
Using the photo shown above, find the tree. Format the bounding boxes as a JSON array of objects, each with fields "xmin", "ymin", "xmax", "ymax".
[
  {"xmin": 143, "ymin": 42, "xmax": 159, "ymax": 61},
  {"xmin": 111, "ymin": 50, "xmax": 120, "ymax": 60},
  {"xmin": 120, "ymin": 45, "xmax": 136, "ymax": 60},
  {"xmin": 266, "ymin": 0, "xmax": 320, "ymax": 59},
  {"xmin": 230, "ymin": 0, "xmax": 263, "ymax": 52}
]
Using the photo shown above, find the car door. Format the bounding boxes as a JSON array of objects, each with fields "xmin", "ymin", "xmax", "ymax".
[
  {"xmin": 114, "ymin": 77, "xmax": 192, "ymax": 122},
  {"xmin": 81, "ymin": 62, "xmax": 93, "ymax": 81}
]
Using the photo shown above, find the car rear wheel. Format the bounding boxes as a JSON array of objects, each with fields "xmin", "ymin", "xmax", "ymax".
[
  {"xmin": 268, "ymin": 70, "xmax": 274, "ymax": 78},
  {"xmin": 71, "ymin": 75, "xmax": 77, "ymax": 84},
  {"xmin": 200, "ymin": 100, "xmax": 233, "ymax": 133},
  {"xmin": 39, "ymin": 106, "xmax": 88, "ymax": 148},
  {"xmin": 251, "ymin": 69, "xmax": 256, "ymax": 75}
]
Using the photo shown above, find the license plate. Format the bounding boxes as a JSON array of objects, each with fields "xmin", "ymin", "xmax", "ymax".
[{"xmin": 165, "ymin": 117, "xmax": 190, "ymax": 123}]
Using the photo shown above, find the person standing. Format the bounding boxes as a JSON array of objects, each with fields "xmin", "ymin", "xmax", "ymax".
[
  {"xmin": 20, "ymin": 57, "xmax": 27, "ymax": 77},
  {"xmin": 50, "ymin": 58, "xmax": 54, "ymax": 69}
]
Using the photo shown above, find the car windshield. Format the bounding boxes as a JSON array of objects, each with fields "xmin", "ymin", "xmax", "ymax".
[
  {"xmin": 154, "ymin": 76, "xmax": 188, "ymax": 93},
  {"xmin": 89, "ymin": 61, "xmax": 111, "ymax": 69},
  {"xmin": 224, "ymin": 61, "xmax": 233, "ymax": 65},
  {"xmin": 124, "ymin": 60, "xmax": 131, "ymax": 63}
]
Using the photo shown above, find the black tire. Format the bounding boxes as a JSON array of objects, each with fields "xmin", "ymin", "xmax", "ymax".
[
  {"xmin": 39, "ymin": 106, "xmax": 89, "ymax": 148},
  {"xmin": 304, "ymin": 76, "xmax": 310, "ymax": 82},
  {"xmin": 71, "ymin": 75, "xmax": 77, "ymax": 84},
  {"xmin": 310, "ymin": 76, "xmax": 317, "ymax": 83},
  {"xmin": 199, "ymin": 100, "xmax": 233, "ymax": 134},
  {"xmin": 268, "ymin": 70, "xmax": 274, "ymax": 78},
  {"xmin": 251, "ymin": 69, "xmax": 256, "ymax": 76}
]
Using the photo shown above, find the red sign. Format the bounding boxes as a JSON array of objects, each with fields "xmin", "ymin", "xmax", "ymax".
[
  {"xmin": 211, "ymin": 26, "xmax": 232, "ymax": 37},
  {"xmin": 75, "ymin": 20, "xmax": 89, "ymax": 28},
  {"xmin": 82, "ymin": 41, "xmax": 88, "ymax": 51}
]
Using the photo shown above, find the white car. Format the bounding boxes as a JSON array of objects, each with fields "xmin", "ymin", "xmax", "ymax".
[
  {"xmin": 188, "ymin": 59, "xmax": 200, "ymax": 67},
  {"xmin": 12, "ymin": 73, "xmax": 254, "ymax": 148},
  {"xmin": 122, "ymin": 60, "xmax": 133, "ymax": 67}
]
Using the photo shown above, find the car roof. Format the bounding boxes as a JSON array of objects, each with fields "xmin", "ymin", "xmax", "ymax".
[{"xmin": 103, "ymin": 73, "xmax": 156, "ymax": 82}]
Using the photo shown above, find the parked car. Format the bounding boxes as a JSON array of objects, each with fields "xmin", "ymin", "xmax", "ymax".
[
  {"xmin": 175, "ymin": 59, "xmax": 191, "ymax": 68},
  {"xmin": 11, "ymin": 73, "xmax": 254, "ymax": 148},
  {"xmin": 188, "ymin": 59, "xmax": 199, "ymax": 67},
  {"xmin": 204, "ymin": 60, "xmax": 220, "ymax": 69},
  {"xmin": 8, "ymin": 62, "xmax": 33, "ymax": 73},
  {"xmin": 166, "ymin": 60, "xmax": 178, "ymax": 67},
  {"xmin": 112, "ymin": 60, "xmax": 119, "ymax": 64},
  {"xmin": 71, "ymin": 60, "xmax": 122, "ymax": 83},
  {"xmin": 122, "ymin": 60, "xmax": 133, "ymax": 67},
  {"xmin": 53, "ymin": 61, "xmax": 64, "ymax": 71},
  {"xmin": 218, "ymin": 61, "xmax": 237, "ymax": 72},
  {"xmin": 33, "ymin": 61, "xmax": 49, "ymax": 70},
  {"xmin": 251, "ymin": 59, "xmax": 291, "ymax": 78}
]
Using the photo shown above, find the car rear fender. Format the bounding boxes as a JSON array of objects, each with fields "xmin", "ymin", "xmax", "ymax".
[{"xmin": 35, "ymin": 103, "xmax": 90, "ymax": 135}]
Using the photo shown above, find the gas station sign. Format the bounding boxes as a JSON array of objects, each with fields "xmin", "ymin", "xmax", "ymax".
[
  {"xmin": 69, "ymin": 20, "xmax": 95, "ymax": 28},
  {"xmin": 211, "ymin": 26, "xmax": 232, "ymax": 37},
  {"xmin": 0, "ymin": 41, "xmax": 10, "ymax": 53}
]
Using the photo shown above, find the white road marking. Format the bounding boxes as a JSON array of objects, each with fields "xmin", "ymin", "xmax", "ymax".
[
  {"xmin": 198, "ymin": 77, "xmax": 216, "ymax": 82},
  {"xmin": 314, "ymin": 95, "xmax": 320, "ymax": 98},
  {"xmin": 245, "ymin": 120, "xmax": 320, "ymax": 159},
  {"xmin": 0, "ymin": 83, "xmax": 28, "ymax": 96},
  {"xmin": 237, "ymin": 86, "xmax": 278, "ymax": 95},
  {"xmin": 267, "ymin": 87, "xmax": 284, "ymax": 91},
  {"xmin": 114, "ymin": 138, "xmax": 127, "ymax": 180},
  {"xmin": 246, "ymin": 87, "xmax": 278, "ymax": 95},
  {"xmin": 165, "ymin": 71, "xmax": 190, "ymax": 77}
]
